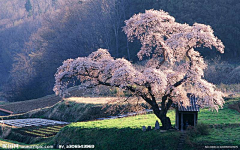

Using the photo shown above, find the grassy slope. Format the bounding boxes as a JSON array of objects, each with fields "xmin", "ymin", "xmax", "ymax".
[
  {"xmin": 1, "ymin": 96, "xmax": 239, "ymax": 149},
  {"xmin": 2, "ymin": 101, "xmax": 126, "ymax": 122},
  {"xmin": 0, "ymin": 112, "xmax": 179, "ymax": 149},
  {"xmin": 50, "ymin": 110, "xmax": 180, "ymax": 150},
  {"xmin": 191, "ymin": 127, "xmax": 240, "ymax": 146},
  {"xmin": 198, "ymin": 108, "xmax": 240, "ymax": 125},
  {"xmin": 184, "ymin": 97, "xmax": 240, "ymax": 149},
  {"xmin": 50, "ymin": 97, "xmax": 240, "ymax": 150},
  {"xmin": 2, "ymin": 97, "xmax": 149, "ymax": 122},
  {"xmin": 0, "ymin": 94, "xmax": 61, "ymax": 114},
  {"xmin": 0, "ymin": 87, "xmax": 103, "ymax": 115}
]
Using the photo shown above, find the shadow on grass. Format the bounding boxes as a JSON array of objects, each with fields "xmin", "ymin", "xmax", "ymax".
[
  {"xmin": 184, "ymin": 126, "xmax": 240, "ymax": 150},
  {"xmin": 51, "ymin": 127, "xmax": 180, "ymax": 150}
]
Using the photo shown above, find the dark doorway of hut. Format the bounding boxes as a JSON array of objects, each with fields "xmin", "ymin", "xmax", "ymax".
[{"xmin": 179, "ymin": 113, "xmax": 195, "ymax": 130}]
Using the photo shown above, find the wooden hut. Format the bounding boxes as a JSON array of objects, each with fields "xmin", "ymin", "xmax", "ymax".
[{"xmin": 174, "ymin": 94, "xmax": 200, "ymax": 131}]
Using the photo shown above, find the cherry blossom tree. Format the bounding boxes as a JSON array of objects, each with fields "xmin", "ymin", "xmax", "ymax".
[{"xmin": 53, "ymin": 10, "xmax": 225, "ymax": 130}]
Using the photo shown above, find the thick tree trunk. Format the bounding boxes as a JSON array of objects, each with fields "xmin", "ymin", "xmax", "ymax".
[
  {"xmin": 159, "ymin": 115, "xmax": 172, "ymax": 130},
  {"xmin": 151, "ymin": 104, "xmax": 172, "ymax": 130},
  {"xmin": 153, "ymin": 110, "xmax": 172, "ymax": 130},
  {"xmin": 139, "ymin": 87, "xmax": 173, "ymax": 130},
  {"xmin": 149, "ymin": 94, "xmax": 173, "ymax": 130}
]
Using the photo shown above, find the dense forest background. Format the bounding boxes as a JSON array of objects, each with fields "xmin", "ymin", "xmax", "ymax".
[{"xmin": 0, "ymin": 0, "xmax": 240, "ymax": 102}]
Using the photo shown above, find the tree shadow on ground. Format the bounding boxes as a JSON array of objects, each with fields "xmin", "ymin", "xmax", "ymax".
[{"xmin": 53, "ymin": 127, "xmax": 180, "ymax": 150}]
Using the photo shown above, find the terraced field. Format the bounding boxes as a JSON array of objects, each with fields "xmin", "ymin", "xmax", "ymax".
[
  {"xmin": 0, "ymin": 118, "xmax": 69, "ymax": 144},
  {"xmin": 14, "ymin": 125, "xmax": 65, "ymax": 138}
]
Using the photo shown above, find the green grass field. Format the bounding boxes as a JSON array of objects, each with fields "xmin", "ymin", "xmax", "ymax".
[
  {"xmin": 69, "ymin": 110, "xmax": 175, "ymax": 129},
  {"xmin": 197, "ymin": 97, "xmax": 240, "ymax": 125},
  {"xmin": 198, "ymin": 108, "xmax": 240, "ymax": 125},
  {"xmin": 50, "ymin": 110, "xmax": 180, "ymax": 150},
  {"xmin": 184, "ymin": 98, "xmax": 240, "ymax": 149},
  {"xmin": 192, "ymin": 127, "xmax": 240, "ymax": 145},
  {"xmin": 50, "ymin": 97, "xmax": 240, "ymax": 150}
]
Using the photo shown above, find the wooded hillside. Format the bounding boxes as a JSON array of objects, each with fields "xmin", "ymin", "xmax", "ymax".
[{"xmin": 0, "ymin": 0, "xmax": 240, "ymax": 102}]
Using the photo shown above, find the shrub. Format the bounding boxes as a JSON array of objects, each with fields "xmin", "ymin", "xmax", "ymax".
[
  {"xmin": 228, "ymin": 101, "xmax": 240, "ymax": 113},
  {"xmin": 187, "ymin": 123, "xmax": 210, "ymax": 137},
  {"xmin": 196, "ymin": 123, "xmax": 210, "ymax": 135},
  {"xmin": 186, "ymin": 125, "xmax": 198, "ymax": 137}
]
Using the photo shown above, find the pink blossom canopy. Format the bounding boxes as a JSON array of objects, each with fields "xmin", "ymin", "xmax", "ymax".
[{"xmin": 54, "ymin": 10, "xmax": 225, "ymax": 111}]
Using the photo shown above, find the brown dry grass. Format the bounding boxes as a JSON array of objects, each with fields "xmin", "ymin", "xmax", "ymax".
[
  {"xmin": 0, "ymin": 84, "xmax": 148, "ymax": 121},
  {"xmin": 64, "ymin": 96, "xmax": 145, "ymax": 104},
  {"xmin": 64, "ymin": 97, "xmax": 118, "ymax": 104},
  {"xmin": 0, "ymin": 94, "xmax": 61, "ymax": 114},
  {"xmin": 1, "ymin": 96, "xmax": 149, "ymax": 122}
]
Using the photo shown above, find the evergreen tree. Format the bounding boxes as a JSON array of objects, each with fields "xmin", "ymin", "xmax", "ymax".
[{"xmin": 25, "ymin": 0, "xmax": 32, "ymax": 12}]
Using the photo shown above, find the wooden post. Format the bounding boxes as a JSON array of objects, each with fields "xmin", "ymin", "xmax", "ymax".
[
  {"xmin": 194, "ymin": 113, "xmax": 196, "ymax": 127},
  {"xmin": 181, "ymin": 113, "xmax": 183, "ymax": 131},
  {"xmin": 196, "ymin": 113, "xmax": 198, "ymax": 125},
  {"xmin": 175, "ymin": 109, "xmax": 178, "ymax": 129}
]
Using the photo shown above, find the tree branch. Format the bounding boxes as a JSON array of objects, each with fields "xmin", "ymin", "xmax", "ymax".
[{"xmin": 156, "ymin": 49, "xmax": 166, "ymax": 69}]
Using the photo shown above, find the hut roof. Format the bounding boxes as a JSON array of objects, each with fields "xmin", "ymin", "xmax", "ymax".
[{"xmin": 173, "ymin": 94, "xmax": 200, "ymax": 112}]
